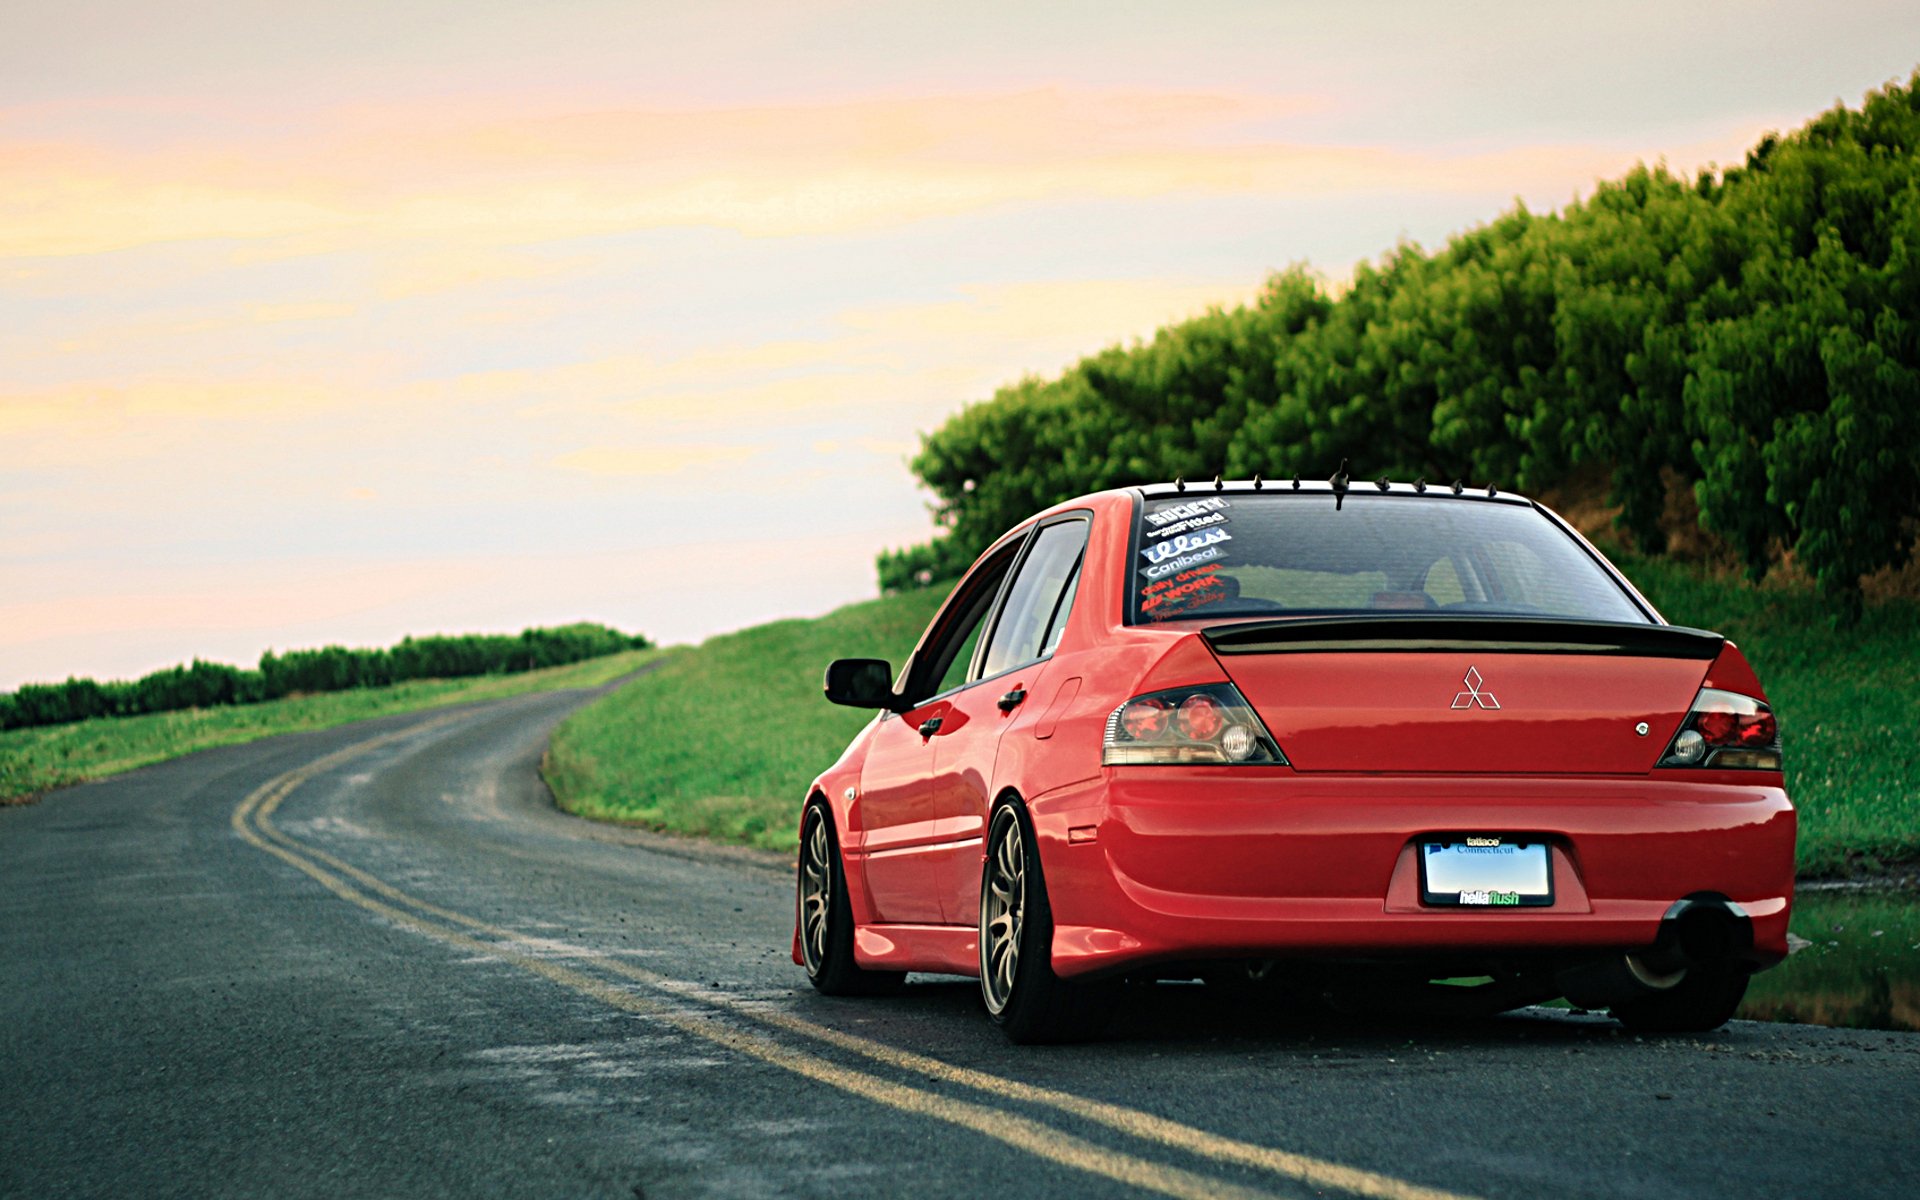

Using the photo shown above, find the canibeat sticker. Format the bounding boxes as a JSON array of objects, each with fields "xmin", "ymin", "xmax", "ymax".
[{"xmin": 1141, "ymin": 546, "xmax": 1222, "ymax": 579}]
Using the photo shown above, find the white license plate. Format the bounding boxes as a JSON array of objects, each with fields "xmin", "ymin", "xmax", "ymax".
[{"xmin": 1419, "ymin": 837, "xmax": 1553, "ymax": 907}]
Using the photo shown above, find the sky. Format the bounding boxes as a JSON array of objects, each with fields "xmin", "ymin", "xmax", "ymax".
[{"xmin": 4, "ymin": 1, "xmax": 1916, "ymax": 688}]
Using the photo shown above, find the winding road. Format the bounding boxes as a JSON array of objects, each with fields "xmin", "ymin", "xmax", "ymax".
[{"xmin": 4, "ymin": 676, "xmax": 1915, "ymax": 1199}]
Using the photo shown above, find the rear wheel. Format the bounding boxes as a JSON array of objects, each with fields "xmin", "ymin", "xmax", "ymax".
[
  {"xmin": 979, "ymin": 803, "xmax": 1117, "ymax": 1043},
  {"xmin": 1612, "ymin": 965, "xmax": 1749, "ymax": 1033},
  {"xmin": 799, "ymin": 802, "xmax": 904, "ymax": 996}
]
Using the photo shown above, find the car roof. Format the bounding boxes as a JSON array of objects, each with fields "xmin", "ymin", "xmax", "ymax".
[
  {"xmin": 1133, "ymin": 477, "xmax": 1536, "ymax": 506},
  {"xmin": 1040, "ymin": 478, "xmax": 1539, "ymax": 514}
]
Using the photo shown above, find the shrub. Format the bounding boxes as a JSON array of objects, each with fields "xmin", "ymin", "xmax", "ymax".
[
  {"xmin": 884, "ymin": 73, "xmax": 1920, "ymax": 612},
  {"xmin": 1, "ymin": 622, "xmax": 647, "ymax": 731}
]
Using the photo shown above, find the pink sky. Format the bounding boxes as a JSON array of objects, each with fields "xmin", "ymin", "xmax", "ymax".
[{"xmin": 3, "ymin": 2, "xmax": 1914, "ymax": 687}]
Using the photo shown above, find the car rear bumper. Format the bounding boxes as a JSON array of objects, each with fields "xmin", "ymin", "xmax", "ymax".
[{"xmin": 1028, "ymin": 768, "xmax": 1796, "ymax": 980}]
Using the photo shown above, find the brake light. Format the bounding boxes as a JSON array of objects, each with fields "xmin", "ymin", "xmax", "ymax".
[
  {"xmin": 1122, "ymin": 697, "xmax": 1170, "ymax": 740},
  {"xmin": 1659, "ymin": 688, "xmax": 1781, "ymax": 770},
  {"xmin": 1178, "ymin": 693, "xmax": 1224, "ymax": 741},
  {"xmin": 1104, "ymin": 683, "xmax": 1286, "ymax": 766}
]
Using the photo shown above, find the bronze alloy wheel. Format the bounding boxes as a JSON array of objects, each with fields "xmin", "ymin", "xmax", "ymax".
[
  {"xmin": 977, "ymin": 803, "xmax": 1118, "ymax": 1042},
  {"xmin": 798, "ymin": 802, "xmax": 905, "ymax": 996},
  {"xmin": 799, "ymin": 807, "xmax": 832, "ymax": 976},
  {"xmin": 979, "ymin": 808, "xmax": 1027, "ymax": 1014}
]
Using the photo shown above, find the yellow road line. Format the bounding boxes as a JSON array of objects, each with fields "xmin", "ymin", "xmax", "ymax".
[
  {"xmin": 686, "ymin": 987, "xmax": 1470, "ymax": 1200},
  {"xmin": 233, "ymin": 716, "xmax": 1478, "ymax": 1200},
  {"xmin": 231, "ymin": 741, "xmax": 1278, "ymax": 1200}
]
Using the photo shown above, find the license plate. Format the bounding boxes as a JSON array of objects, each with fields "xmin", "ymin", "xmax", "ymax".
[{"xmin": 1419, "ymin": 836, "xmax": 1553, "ymax": 907}]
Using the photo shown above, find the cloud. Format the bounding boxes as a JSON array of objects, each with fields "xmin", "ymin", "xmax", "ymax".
[
  {"xmin": 813, "ymin": 436, "xmax": 917, "ymax": 458},
  {"xmin": 2, "ymin": 273, "xmax": 1259, "ymax": 500},
  {"xmin": 2, "ymin": 374, "xmax": 351, "ymax": 464},
  {"xmin": 247, "ymin": 299, "xmax": 357, "ymax": 324},
  {"xmin": 837, "ymin": 277, "xmax": 1257, "ymax": 345},
  {"xmin": 374, "ymin": 245, "xmax": 594, "ymax": 300},
  {"xmin": 0, "ymin": 88, "xmax": 1750, "ymax": 259},
  {"xmin": 551, "ymin": 444, "xmax": 763, "ymax": 476}
]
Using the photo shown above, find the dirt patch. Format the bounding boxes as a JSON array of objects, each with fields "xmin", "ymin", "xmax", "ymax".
[{"xmin": 1536, "ymin": 466, "xmax": 1918, "ymax": 598}]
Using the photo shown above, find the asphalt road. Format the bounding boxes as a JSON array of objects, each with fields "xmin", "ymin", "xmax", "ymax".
[{"xmin": 4, "ymin": 679, "xmax": 1916, "ymax": 1200}]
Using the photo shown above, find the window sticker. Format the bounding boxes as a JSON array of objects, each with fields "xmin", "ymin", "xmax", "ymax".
[
  {"xmin": 1144, "ymin": 497, "xmax": 1230, "ymax": 528},
  {"xmin": 1140, "ymin": 526, "xmax": 1230, "ymax": 565},
  {"xmin": 1145, "ymin": 510, "xmax": 1229, "ymax": 541},
  {"xmin": 1139, "ymin": 527, "xmax": 1231, "ymax": 579},
  {"xmin": 1140, "ymin": 564, "xmax": 1226, "ymax": 619}
]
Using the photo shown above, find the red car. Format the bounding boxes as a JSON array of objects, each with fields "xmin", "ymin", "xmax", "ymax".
[{"xmin": 794, "ymin": 480, "xmax": 1795, "ymax": 1042}]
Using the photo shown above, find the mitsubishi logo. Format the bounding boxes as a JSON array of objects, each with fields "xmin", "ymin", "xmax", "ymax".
[{"xmin": 1451, "ymin": 666, "xmax": 1501, "ymax": 710}]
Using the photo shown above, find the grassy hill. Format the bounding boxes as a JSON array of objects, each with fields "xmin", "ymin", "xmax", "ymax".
[
  {"xmin": 543, "ymin": 589, "xmax": 947, "ymax": 848},
  {"xmin": 1, "ymin": 648, "xmax": 660, "ymax": 806},
  {"xmin": 545, "ymin": 552, "xmax": 1918, "ymax": 878}
]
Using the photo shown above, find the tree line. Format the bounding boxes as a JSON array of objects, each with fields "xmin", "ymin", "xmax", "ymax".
[
  {"xmin": 880, "ymin": 73, "xmax": 1920, "ymax": 615},
  {"xmin": 0, "ymin": 623, "xmax": 649, "ymax": 731}
]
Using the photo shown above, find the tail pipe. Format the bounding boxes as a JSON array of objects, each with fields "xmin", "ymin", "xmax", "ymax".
[{"xmin": 1558, "ymin": 895, "xmax": 1754, "ymax": 1008}]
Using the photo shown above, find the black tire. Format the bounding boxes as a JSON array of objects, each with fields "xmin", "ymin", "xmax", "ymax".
[
  {"xmin": 798, "ymin": 802, "xmax": 905, "ymax": 996},
  {"xmin": 1611, "ymin": 965, "xmax": 1750, "ymax": 1033},
  {"xmin": 979, "ymin": 802, "xmax": 1118, "ymax": 1043}
]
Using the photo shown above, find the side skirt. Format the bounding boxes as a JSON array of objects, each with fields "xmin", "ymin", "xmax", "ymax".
[{"xmin": 854, "ymin": 923, "xmax": 979, "ymax": 977}]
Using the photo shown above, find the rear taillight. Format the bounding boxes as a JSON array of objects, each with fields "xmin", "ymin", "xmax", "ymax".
[
  {"xmin": 1659, "ymin": 688, "xmax": 1781, "ymax": 770},
  {"xmin": 1103, "ymin": 683, "xmax": 1286, "ymax": 766}
]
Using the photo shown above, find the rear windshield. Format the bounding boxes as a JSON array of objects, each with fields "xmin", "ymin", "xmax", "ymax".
[{"xmin": 1129, "ymin": 493, "xmax": 1647, "ymax": 625}]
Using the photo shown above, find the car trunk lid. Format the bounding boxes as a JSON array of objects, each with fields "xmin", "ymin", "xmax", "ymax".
[{"xmin": 1203, "ymin": 617, "xmax": 1722, "ymax": 774}]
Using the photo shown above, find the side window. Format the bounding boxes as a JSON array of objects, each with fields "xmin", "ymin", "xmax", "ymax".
[
  {"xmin": 909, "ymin": 551, "xmax": 1015, "ymax": 704},
  {"xmin": 1039, "ymin": 562, "xmax": 1080, "ymax": 657},
  {"xmin": 933, "ymin": 606, "xmax": 992, "ymax": 697},
  {"xmin": 980, "ymin": 519, "xmax": 1090, "ymax": 679}
]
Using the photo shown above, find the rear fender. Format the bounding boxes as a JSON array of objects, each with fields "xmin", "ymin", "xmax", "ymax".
[
  {"xmin": 1134, "ymin": 632, "xmax": 1229, "ymax": 694},
  {"xmin": 1702, "ymin": 641, "xmax": 1768, "ymax": 702},
  {"xmin": 790, "ymin": 779, "xmax": 882, "ymax": 966}
]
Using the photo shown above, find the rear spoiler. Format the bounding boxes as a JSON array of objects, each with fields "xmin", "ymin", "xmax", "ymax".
[{"xmin": 1202, "ymin": 616, "xmax": 1725, "ymax": 659}]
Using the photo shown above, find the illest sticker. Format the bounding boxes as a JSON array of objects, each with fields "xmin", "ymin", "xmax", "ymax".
[
  {"xmin": 1139, "ymin": 496, "xmax": 1236, "ymax": 602},
  {"xmin": 1140, "ymin": 526, "xmax": 1231, "ymax": 570}
]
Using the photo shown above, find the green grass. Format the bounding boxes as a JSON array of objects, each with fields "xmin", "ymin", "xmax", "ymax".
[
  {"xmin": 0, "ymin": 648, "xmax": 662, "ymax": 806},
  {"xmin": 544, "ymin": 590, "xmax": 947, "ymax": 850},
  {"xmin": 1607, "ymin": 548, "xmax": 1920, "ymax": 878},
  {"xmin": 548, "ymin": 554, "xmax": 1919, "ymax": 875}
]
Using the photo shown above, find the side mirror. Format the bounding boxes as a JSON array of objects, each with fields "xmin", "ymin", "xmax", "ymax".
[{"xmin": 823, "ymin": 658, "xmax": 901, "ymax": 711}]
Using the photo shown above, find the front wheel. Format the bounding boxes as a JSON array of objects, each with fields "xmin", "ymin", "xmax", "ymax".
[
  {"xmin": 979, "ymin": 803, "xmax": 1117, "ymax": 1043},
  {"xmin": 799, "ymin": 803, "xmax": 904, "ymax": 996}
]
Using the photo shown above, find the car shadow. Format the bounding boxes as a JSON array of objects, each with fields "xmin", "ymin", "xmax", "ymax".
[{"xmin": 790, "ymin": 976, "xmax": 1746, "ymax": 1057}]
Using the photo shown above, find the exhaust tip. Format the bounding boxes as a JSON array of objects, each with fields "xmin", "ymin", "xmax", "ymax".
[
  {"xmin": 1558, "ymin": 895, "xmax": 1756, "ymax": 1008},
  {"xmin": 1623, "ymin": 955, "xmax": 1687, "ymax": 991},
  {"xmin": 1662, "ymin": 895, "xmax": 1754, "ymax": 968}
]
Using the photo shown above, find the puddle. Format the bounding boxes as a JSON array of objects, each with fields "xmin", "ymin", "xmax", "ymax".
[{"xmin": 1741, "ymin": 889, "xmax": 1920, "ymax": 1032}]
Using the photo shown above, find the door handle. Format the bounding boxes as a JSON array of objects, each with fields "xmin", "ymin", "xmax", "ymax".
[
  {"xmin": 917, "ymin": 716, "xmax": 943, "ymax": 737},
  {"xmin": 997, "ymin": 687, "xmax": 1027, "ymax": 713}
]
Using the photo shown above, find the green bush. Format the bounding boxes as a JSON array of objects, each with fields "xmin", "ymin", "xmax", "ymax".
[
  {"xmin": 1, "ymin": 623, "xmax": 650, "ymax": 731},
  {"xmin": 129, "ymin": 660, "xmax": 262, "ymax": 712},
  {"xmin": 885, "ymin": 73, "xmax": 1920, "ymax": 609}
]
